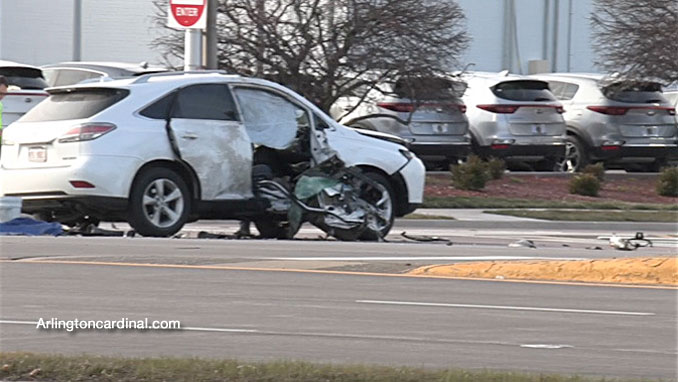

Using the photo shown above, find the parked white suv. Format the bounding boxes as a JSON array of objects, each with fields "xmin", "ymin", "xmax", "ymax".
[
  {"xmin": 0, "ymin": 72, "xmax": 424, "ymax": 239},
  {"xmin": 532, "ymin": 73, "xmax": 678, "ymax": 172},
  {"xmin": 461, "ymin": 72, "xmax": 566, "ymax": 170}
]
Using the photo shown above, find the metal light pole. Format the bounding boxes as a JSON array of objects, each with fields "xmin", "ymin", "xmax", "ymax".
[
  {"xmin": 205, "ymin": 0, "xmax": 218, "ymax": 69},
  {"xmin": 73, "ymin": 0, "xmax": 82, "ymax": 61}
]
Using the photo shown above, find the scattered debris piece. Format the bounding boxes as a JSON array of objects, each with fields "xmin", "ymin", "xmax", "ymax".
[
  {"xmin": 66, "ymin": 223, "xmax": 134, "ymax": 237},
  {"xmin": 508, "ymin": 239, "xmax": 536, "ymax": 249},
  {"xmin": 0, "ymin": 217, "xmax": 63, "ymax": 236},
  {"xmin": 400, "ymin": 231, "xmax": 452, "ymax": 244},
  {"xmin": 2, "ymin": 364, "xmax": 10, "ymax": 372},
  {"xmin": 28, "ymin": 368, "xmax": 41, "ymax": 377},
  {"xmin": 585, "ymin": 246, "xmax": 603, "ymax": 250},
  {"xmin": 608, "ymin": 232, "xmax": 653, "ymax": 251}
]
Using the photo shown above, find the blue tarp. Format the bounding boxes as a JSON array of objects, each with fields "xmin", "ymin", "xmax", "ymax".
[{"xmin": 0, "ymin": 217, "xmax": 63, "ymax": 236}]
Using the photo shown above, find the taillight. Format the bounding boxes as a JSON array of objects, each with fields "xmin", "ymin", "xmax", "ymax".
[
  {"xmin": 69, "ymin": 180, "xmax": 96, "ymax": 188},
  {"xmin": 58, "ymin": 123, "xmax": 116, "ymax": 143},
  {"xmin": 587, "ymin": 106, "xmax": 629, "ymax": 115},
  {"xmin": 377, "ymin": 102, "xmax": 416, "ymax": 113},
  {"xmin": 477, "ymin": 104, "xmax": 519, "ymax": 114},
  {"xmin": 457, "ymin": 104, "xmax": 467, "ymax": 113},
  {"xmin": 555, "ymin": 106, "xmax": 565, "ymax": 114}
]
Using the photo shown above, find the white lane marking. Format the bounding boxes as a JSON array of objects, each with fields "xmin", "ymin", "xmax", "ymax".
[
  {"xmin": 356, "ymin": 300, "xmax": 655, "ymax": 316},
  {"xmin": 269, "ymin": 256, "xmax": 587, "ymax": 261},
  {"xmin": 0, "ymin": 320, "xmax": 257, "ymax": 333},
  {"xmin": 521, "ymin": 344, "xmax": 574, "ymax": 349}
]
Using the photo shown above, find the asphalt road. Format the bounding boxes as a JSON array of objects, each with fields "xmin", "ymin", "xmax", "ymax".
[{"xmin": 0, "ymin": 219, "xmax": 676, "ymax": 379}]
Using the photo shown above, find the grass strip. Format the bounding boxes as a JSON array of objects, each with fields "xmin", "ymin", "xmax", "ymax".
[
  {"xmin": 485, "ymin": 209, "xmax": 678, "ymax": 222},
  {"xmin": 423, "ymin": 196, "xmax": 678, "ymax": 210},
  {"xmin": 0, "ymin": 352, "xmax": 651, "ymax": 382}
]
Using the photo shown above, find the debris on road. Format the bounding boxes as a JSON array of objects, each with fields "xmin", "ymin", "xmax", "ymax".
[
  {"xmin": 508, "ymin": 239, "xmax": 537, "ymax": 249},
  {"xmin": 401, "ymin": 231, "xmax": 452, "ymax": 245},
  {"xmin": 607, "ymin": 232, "xmax": 653, "ymax": 251}
]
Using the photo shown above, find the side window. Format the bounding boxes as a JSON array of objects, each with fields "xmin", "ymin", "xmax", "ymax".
[
  {"xmin": 139, "ymin": 92, "xmax": 175, "ymax": 119},
  {"xmin": 172, "ymin": 84, "xmax": 238, "ymax": 121},
  {"xmin": 233, "ymin": 87, "xmax": 309, "ymax": 149},
  {"xmin": 548, "ymin": 81, "xmax": 579, "ymax": 101}
]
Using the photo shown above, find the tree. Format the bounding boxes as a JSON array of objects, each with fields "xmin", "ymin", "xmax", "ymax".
[
  {"xmin": 590, "ymin": 0, "xmax": 678, "ymax": 84},
  {"xmin": 151, "ymin": 0, "xmax": 469, "ymax": 113}
]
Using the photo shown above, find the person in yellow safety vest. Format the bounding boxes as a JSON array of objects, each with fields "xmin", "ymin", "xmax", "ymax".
[{"xmin": 0, "ymin": 75, "xmax": 8, "ymax": 139}]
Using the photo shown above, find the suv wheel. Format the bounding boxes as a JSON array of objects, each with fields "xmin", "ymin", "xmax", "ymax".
[
  {"xmin": 128, "ymin": 167, "xmax": 191, "ymax": 237},
  {"xmin": 357, "ymin": 172, "xmax": 395, "ymax": 241},
  {"xmin": 556, "ymin": 136, "xmax": 588, "ymax": 172}
]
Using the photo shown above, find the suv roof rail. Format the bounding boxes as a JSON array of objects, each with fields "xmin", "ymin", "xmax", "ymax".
[{"xmin": 131, "ymin": 70, "xmax": 230, "ymax": 84}]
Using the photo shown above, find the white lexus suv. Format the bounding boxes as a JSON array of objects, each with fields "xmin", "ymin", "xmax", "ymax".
[{"xmin": 0, "ymin": 72, "xmax": 424, "ymax": 238}]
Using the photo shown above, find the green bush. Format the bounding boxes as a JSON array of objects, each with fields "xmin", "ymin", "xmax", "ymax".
[
  {"xmin": 656, "ymin": 166, "xmax": 678, "ymax": 197},
  {"xmin": 486, "ymin": 157, "xmax": 506, "ymax": 180},
  {"xmin": 450, "ymin": 156, "xmax": 490, "ymax": 191},
  {"xmin": 582, "ymin": 162, "xmax": 605, "ymax": 181},
  {"xmin": 569, "ymin": 174, "xmax": 600, "ymax": 197}
]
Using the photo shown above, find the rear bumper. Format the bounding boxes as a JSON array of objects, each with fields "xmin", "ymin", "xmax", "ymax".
[
  {"xmin": 592, "ymin": 144, "xmax": 678, "ymax": 162},
  {"xmin": 475, "ymin": 143, "xmax": 566, "ymax": 160},
  {"xmin": 410, "ymin": 142, "xmax": 471, "ymax": 161},
  {"xmin": 17, "ymin": 195, "xmax": 128, "ymax": 221}
]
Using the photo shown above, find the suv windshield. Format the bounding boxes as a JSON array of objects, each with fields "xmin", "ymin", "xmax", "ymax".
[
  {"xmin": 21, "ymin": 88, "xmax": 129, "ymax": 122},
  {"xmin": 0, "ymin": 67, "xmax": 48, "ymax": 89},
  {"xmin": 602, "ymin": 81, "xmax": 668, "ymax": 104},
  {"xmin": 491, "ymin": 80, "xmax": 556, "ymax": 102},
  {"xmin": 394, "ymin": 77, "xmax": 466, "ymax": 100}
]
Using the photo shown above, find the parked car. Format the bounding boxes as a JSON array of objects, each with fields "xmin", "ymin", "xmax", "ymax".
[
  {"xmin": 0, "ymin": 60, "xmax": 49, "ymax": 129},
  {"xmin": 460, "ymin": 71, "xmax": 567, "ymax": 170},
  {"xmin": 41, "ymin": 61, "xmax": 168, "ymax": 87},
  {"xmin": 0, "ymin": 71, "xmax": 424, "ymax": 239},
  {"xmin": 329, "ymin": 76, "xmax": 470, "ymax": 168},
  {"xmin": 531, "ymin": 73, "xmax": 678, "ymax": 172}
]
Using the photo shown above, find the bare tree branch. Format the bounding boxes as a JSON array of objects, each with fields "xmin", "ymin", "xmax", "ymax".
[{"xmin": 591, "ymin": 0, "xmax": 678, "ymax": 84}]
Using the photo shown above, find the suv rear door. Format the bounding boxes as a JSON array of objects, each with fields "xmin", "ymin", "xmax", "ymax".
[
  {"xmin": 599, "ymin": 82, "xmax": 676, "ymax": 139},
  {"xmin": 489, "ymin": 80, "xmax": 564, "ymax": 137}
]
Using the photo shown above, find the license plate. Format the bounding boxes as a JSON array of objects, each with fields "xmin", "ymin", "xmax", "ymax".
[
  {"xmin": 432, "ymin": 123, "xmax": 449, "ymax": 133},
  {"xmin": 28, "ymin": 147, "xmax": 47, "ymax": 162}
]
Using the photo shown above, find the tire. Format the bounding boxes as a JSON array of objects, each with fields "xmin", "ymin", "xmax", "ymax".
[
  {"xmin": 555, "ymin": 136, "xmax": 588, "ymax": 172},
  {"xmin": 128, "ymin": 167, "xmax": 191, "ymax": 237},
  {"xmin": 357, "ymin": 172, "xmax": 396, "ymax": 241},
  {"xmin": 254, "ymin": 219, "xmax": 299, "ymax": 239}
]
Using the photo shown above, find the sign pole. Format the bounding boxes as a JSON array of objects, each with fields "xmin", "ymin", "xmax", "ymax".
[
  {"xmin": 184, "ymin": 29, "xmax": 202, "ymax": 71},
  {"xmin": 168, "ymin": 0, "xmax": 208, "ymax": 71}
]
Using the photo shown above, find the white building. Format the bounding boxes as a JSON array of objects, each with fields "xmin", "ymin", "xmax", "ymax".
[{"xmin": 0, "ymin": 0, "xmax": 597, "ymax": 73}]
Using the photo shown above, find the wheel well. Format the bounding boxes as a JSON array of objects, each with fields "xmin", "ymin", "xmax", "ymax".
[
  {"xmin": 357, "ymin": 165, "xmax": 409, "ymax": 217},
  {"xmin": 131, "ymin": 160, "xmax": 201, "ymax": 205}
]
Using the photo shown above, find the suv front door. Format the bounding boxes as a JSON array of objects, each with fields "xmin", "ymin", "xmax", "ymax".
[{"xmin": 169, "ymin": 83, "xmax": 253, "ymax": 200}]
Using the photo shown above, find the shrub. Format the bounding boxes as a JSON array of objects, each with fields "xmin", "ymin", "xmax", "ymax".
[
  {"xmin": 486, "ymin": 158, "xmax": 506, "ymax": 180},
  {"xmin": 656, "ymin": 166, "xmax": 678, "ymax": 197},
  {"xmin": 582, "ymin": 162, "xmax": 605, "ymax": 181},
  {"xmin": 450, "ymin": 155, "xmax": 490, "ymax": 191},
  {"xmin": 569, "ymin": 174, "xmax": 600, "ymax": 197}
]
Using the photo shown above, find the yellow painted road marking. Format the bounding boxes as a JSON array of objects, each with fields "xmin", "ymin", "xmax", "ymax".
[{"xmin": 1, "ymin": 259, "xmax": 676, "ymax": 290}]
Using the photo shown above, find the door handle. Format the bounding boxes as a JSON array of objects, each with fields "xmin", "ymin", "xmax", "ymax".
[{"xmin": 181, "ymin": 133, "xmax": 198, "ymax": 140}]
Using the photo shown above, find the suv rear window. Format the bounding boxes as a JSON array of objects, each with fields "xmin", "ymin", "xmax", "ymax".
[
  {"xmin": 21, "ymin": 88, "xmax": 129, "ymax": 122},
  {"xmin": 0, "ymin": 67, "xmax": 48, "ymax": 89},
  {"xmin": 394, "ymin": 77, "xmax": 466, "ymax": 100},
  {"xmin": 491, "ymin": 80, "xmax": 556, "ymax": 102},
  {"xmin": 602, "ymin": 81, "xmax": 668, "ymax": 104}
]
